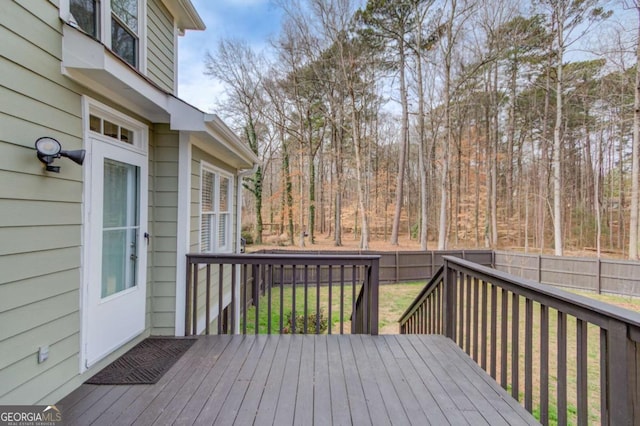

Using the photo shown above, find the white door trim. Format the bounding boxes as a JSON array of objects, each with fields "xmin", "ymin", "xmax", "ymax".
[{"xmin": 80, "ymin": 96, "xmax": 149, "ymax": 372}]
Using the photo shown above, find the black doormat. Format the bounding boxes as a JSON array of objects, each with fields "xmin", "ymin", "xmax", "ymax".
[{"xmin": 85, "ymin": 338, "xmax": 196, "ymax": 385}]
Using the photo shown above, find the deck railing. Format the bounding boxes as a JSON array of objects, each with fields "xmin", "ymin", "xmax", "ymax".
[
  {"xmin": 185, "ymin": 253, "xmax": 379, "ymax": 336},
  {"xmin": 399, "ymin": 256, "xmax": 640, "ymax": 425}
]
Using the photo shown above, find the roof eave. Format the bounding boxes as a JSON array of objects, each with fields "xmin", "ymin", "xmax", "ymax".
[{"xmin": 161, "ymin": 0, "xmax": 206, "ymax": 32}]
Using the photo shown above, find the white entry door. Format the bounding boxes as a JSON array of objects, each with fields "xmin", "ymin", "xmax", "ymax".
[{"xmin": 84, "ymin": 136, "xmax": 148, "ymax": 368}]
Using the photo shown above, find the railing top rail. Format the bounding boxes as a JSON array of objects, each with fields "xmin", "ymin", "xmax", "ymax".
[
  {"xmin": 187, "ymin": 252, "xmax": 381, "ymax": 265},
  {"xmin": 257, "ymin": 249, "xmax": 493, "ymax": 255},
  {"xmin": 494, "ymin": 250, "xmax": 640, "ymax": 266},
  {"xmin": 444, "ymin": 255, "xmax": 640, "ymax": 328},
  {"xmin": 398, "ymin": 266, "xmax": 444, "ymax": 325}
]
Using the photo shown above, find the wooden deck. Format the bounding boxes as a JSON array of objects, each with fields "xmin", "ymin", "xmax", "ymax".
[{"xmin": 59, "ymin": 335, "xmax": 538, "ymax": 425}]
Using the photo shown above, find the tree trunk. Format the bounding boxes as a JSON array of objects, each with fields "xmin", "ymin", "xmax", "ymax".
[
  {"xmin": 246, "ymin": 120, "xmax": 263, "ymax": 244},
  {"xmin": 552, "ymin": 13, "xmax": 564, "ymax": 256},
  {"xmin": 390, "ymin": 41, "xmax": 409, "ymax": 246},
  {"xmin": 491, "ymin": 63, "xmax": 499, "ymax": 247},
  {"xmin": 415, "ymin": 21, "xmax": 428, "ymax": 251},
  {"xmin": 350, "ymin": 100, "xmax": 370, "ymax": 250},
  {"xmin": 438, "ymin": 5, "xmax": 456, "ymax": 250},
  {"xmin": 283, "ymin": 144, "xmax": 295, "ymax": 246},
  {"xmin": 334, "ymin": 121, "xmax": 343, "ymax": 246},
  {"xmin": 629, "ymin": 3, "xmax": 640, "ymax": 259}
]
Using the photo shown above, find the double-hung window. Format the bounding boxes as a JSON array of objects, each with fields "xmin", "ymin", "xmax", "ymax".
[
  {"xmin": 201, "ymin": 165, "xmax": 233, "ymax": 253},
  {"xmin": 69, "ymin": 0, "xmax": 142, "ymax": 68}
]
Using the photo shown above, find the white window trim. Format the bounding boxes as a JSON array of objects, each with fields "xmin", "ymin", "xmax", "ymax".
[
  {"xmin": 200, "ymin": 162, "xmax": 234, "ymax": 254},
  {"xmin": 62, "ymin": 0, "xmax": 147, "ymax": 73}
]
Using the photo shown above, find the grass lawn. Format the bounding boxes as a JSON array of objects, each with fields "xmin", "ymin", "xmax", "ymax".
[
  {"xmin": 241, "ymin": 281, "xmax": 639, "ymax": 424},
  {"xmin": 241, "ymin": 282, "xmax": 425, "ymax": 335}
]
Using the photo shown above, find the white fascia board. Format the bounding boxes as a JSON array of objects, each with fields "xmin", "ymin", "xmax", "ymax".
[
  {"xmin": 207, "ymin": 115, "xmax": 258, "ymax": 164},
  {"xmin": 62, "ymin": 25, "xmax": 170, "ymax": 122},
  {"xmin": 161, "ymin": 0, "xmax": 206, "ymax": 32}
]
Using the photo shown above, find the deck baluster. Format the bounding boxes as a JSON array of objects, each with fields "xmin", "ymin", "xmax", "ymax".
[
  {"xmin": 511, "ymin": 292, "xmax": 519, "ymax": 400},
  {"xmin": 557, "ymin": 311, "xmax": 567, "ymax": 425},
  {"xmin": 540, "ymin": 304, "xmax": 549, "ymax": 425},
  {"xmin": 524, "ymin": 298, "xmax": 533, "ymax": 412}
]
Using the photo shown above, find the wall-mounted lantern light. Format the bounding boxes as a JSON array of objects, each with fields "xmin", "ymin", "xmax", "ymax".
[{"xmin": 35, "ymin": 137, "xmax": 85, "ymax": 173}]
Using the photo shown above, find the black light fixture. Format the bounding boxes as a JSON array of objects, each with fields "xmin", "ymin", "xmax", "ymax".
[{"xmin": 35, "ymin": 137, "xmax": 85, "ymax": 173}]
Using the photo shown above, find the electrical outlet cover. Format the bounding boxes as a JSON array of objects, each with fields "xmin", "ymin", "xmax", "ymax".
[{"xmin": 38, "ymin": 346, "xmax": 49, "ymax": 363}]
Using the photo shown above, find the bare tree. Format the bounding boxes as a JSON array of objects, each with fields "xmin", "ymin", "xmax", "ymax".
[
  {"xmin": 537, "ymin": 0, "xmax": 610, "ymax": 256},
  {"xmin": 205, "ymin": 40, "xmax": 266, "ymax": 243}
]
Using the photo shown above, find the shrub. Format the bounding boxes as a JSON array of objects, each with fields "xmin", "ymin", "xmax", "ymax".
[
  {"xmin": 241, "ymin": 229, "xmax": 254, "ymax": 245},
  {"xmin": 282, "ymin": 309, "xmax": 328, "ymax": 334}
]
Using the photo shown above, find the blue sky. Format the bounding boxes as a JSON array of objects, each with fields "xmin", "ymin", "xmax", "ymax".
[
  {"xmin": 177, "ymin": 0, "xmax": 282, "ymax": 112},
  {"xmin": 178, "ymin": 1, "xmax": 636, "ymax": 113}
]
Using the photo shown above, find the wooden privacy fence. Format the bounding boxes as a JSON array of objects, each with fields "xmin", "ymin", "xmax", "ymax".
[
  {"xmin": 495, "ymin": 251, "xmax": 640, "ymax": 297},
  {"xmin": 256, "ymin": 249, "xmax": 493, "ymax": 283},
  {"xmin": 399, "ymin": 256, "xmax": 640, "ymax": 425},
  {"xmin": 185, "ymin": 253, "xmax": 380, "ymax": 336}
]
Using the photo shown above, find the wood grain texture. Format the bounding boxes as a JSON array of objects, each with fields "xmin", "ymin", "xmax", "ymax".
[{"xmin": 59, "ymin": 334, "xmax": 538, "ymax": 425}]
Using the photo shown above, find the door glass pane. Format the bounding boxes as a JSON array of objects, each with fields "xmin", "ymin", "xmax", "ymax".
[
  {"xmin": 103, "ymin": 120, "xmax": 119, "ymax": 140},
  {"xmin": 102, "ymin": 159, "xmax": 139, "ymax": 298},
  {"xmin": 120, "ymin": 127, "xmax": 133, "ymax": 144},
  {"xmin": 89, "ymin": 114, "xmax": 102, "ymax": 133}
]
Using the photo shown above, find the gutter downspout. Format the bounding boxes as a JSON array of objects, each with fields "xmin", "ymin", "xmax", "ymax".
[{"xmin": 233, "ymin": 163, "xmax": 259, "ymax": 333}]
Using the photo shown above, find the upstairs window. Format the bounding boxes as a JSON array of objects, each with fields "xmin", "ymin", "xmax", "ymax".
[
  {"xmin": 69, "ymin": 0, "xmax": 142, "ymax": 68},
  {"xmin": 201, "ymin": 166, "xmax": 233, "ymax": 253},
  {"xmin": 111, "ymin": 0, "xmax": 139, "ymax": 67}
]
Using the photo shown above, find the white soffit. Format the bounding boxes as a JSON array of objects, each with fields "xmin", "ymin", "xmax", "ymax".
[
  {"xmin": 62, "ymin": 26, "xmax": 170, "ymax": 122},
  {"xmin": 161, "ymin": 0, "xmax": 206, "ymax": 32}
]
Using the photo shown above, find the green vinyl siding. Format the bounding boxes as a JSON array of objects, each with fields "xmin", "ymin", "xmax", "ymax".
[
  {"xmin": 0, "ymin": 200, "xmax": 80, "ymax": 227},
  {"xmin": 150, "ymin": 124, "xmax": 179, "ymax": 335},
  {"xmin": 0, "ymin": 0, "xmax": 151, "ymax": 404},
  {"xmin": 0, "ymin": 225, "xmax": 80, "ymax": 256},
  {"xmin": 1, "ymin": 1, "xmax": 62, "ymax": 61},
  {"xmin": 146, "ymin": 0, "xmax": 175, "ymax": 93}
]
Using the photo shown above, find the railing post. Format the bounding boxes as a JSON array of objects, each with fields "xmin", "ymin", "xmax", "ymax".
[
  {"xmin": 605, "ymin": 321, "xmax": 632, "ymax": 425},
  {"xmin": 185, "ymin": 258, "xmax": 192, "ymax": 336},
  {"xmin": 370, "ymin": 257, "xmax": 379, "ymax": 335},
  {"xmin": 443, "ymin": 258, "xmax": 456, "ymax": 340}
]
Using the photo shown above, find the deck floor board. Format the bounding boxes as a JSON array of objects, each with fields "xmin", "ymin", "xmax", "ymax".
[{"xmin": 59, "ymin": 335, "xmax": 538, "ymax": 425}]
